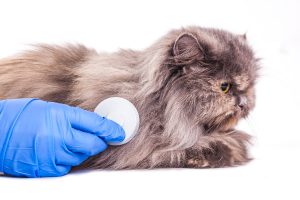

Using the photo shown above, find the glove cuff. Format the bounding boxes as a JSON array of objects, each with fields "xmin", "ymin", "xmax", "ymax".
[{"xmin": 0, "ymin": 98, "xmax": 38, "ymax": 172}]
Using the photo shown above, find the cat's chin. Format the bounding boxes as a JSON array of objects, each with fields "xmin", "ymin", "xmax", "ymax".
[
  {"xmin": 219, "ymin": 115, "xmax": 239, "ymax": 132},
  {"xmin": 204, "ymin": 112, "xmax": 240, "ymax": 133}
]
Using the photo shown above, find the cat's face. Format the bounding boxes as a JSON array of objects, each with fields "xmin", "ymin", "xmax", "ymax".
[{"xmin": 162, "ymin": 28, "xmax": 258, "ymax": 133}]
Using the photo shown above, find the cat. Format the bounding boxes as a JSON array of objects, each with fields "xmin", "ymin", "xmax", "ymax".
[{"xmin": 0, "ymin": 26, "xmax": 258, "ymax": 169}]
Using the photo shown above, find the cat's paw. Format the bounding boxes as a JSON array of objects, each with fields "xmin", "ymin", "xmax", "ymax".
[
  {"xmin": 185, "ymin": 138, "xmax": 251, "ymax": 168},
  {"xmin": 186, "ymin": 158, "xmax": 211, "ymax": 168}
]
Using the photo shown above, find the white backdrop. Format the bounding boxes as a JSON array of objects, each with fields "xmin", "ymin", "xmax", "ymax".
[{"xmin": 0, "ymin": 0, "xmax": 299, "ymax": 199}]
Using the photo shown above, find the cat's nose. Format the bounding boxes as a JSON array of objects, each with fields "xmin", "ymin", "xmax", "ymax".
[
  {"xmin": 238, "ymin": 103, "xmax": 244, "ymax": 109},
  {"xmin": 238, "ymin": 96, "xmax": 247, "ymax": 110}
]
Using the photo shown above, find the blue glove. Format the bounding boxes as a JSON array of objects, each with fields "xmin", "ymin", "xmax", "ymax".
[{"xmin": 0, "ymin": 98, "xmax": 125, "ymax": 178}]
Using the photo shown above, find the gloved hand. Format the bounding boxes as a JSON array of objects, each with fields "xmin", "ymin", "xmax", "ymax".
[{"xmin": 0, "ymin": 98, "xmax": 125, "ymax": 178}]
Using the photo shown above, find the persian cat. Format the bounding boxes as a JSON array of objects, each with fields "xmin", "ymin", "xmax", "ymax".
[{"xmin": 0, "ymin": 26, "xmax": 258, "ymax": 169}]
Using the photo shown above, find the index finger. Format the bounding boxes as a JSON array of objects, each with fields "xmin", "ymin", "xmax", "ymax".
[{"xmin": 66, "ymin": 106, "xmax": 125, "ymax": 143}]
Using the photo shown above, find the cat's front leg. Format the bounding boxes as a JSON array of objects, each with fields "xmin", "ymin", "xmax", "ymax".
[{"xmin": 184, "ymin": 130, "xmax": 252, "ymax": 168}]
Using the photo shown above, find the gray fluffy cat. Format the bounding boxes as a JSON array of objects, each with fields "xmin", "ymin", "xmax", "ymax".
[{"xmin": 0, "ymin": 26, "xmax": 258, "ymax": 169}]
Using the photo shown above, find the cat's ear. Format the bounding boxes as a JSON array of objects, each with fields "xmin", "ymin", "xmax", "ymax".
[
  {"xmin": 239, "ymin": 33, "xmax": 247, "ymax": 40},
  {"xmin": 172, "ymin": 33, "xmax": 204, "ymax": 64},
  {"xmin": 241, "ymin": 33, "xmax": 247, "ymax": 40}
]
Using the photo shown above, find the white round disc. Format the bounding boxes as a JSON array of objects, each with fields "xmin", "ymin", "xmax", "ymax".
[{"xmin": 94, "ymin": 97, "xmax": 139, "ymax": 145}]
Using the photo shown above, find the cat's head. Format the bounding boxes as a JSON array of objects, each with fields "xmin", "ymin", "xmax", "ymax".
[{"xmin": 154, "ymin": 27, "xmax": 258, "ymax": 134}]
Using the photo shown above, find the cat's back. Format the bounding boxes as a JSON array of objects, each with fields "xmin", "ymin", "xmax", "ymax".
[
  {"xmin": 0, "ymin": 44, "xmax": 141, "ymax": 107},
  {"xmin": 0, "ymin": 44, "xmax": 96, "ymax": 101}
]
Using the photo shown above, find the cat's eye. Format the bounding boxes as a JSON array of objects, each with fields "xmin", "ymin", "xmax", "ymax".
[{"xmin": 220, "ymin": 82, "xmax": 231, "ymax": 94}]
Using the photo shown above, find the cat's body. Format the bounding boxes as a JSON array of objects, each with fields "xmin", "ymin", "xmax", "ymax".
[{"xmin": 0, "ymin": 27, "xmax": 258, "ymax": 169}]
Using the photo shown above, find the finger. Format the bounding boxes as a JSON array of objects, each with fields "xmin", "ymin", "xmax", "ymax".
[
  {"xmin": 2, "ymin": 159, "xmax": 38, "ymax": 178},
  {"xmin": 65, "ymin": 128, "xmax": 108, "ymax": 156},
  {"xmin": 66, "ymin": 106, "xmax": 125, "ymax": 143},
  {"xmin": 2, "ymin": 159, "xmax": 71, "ymax": 177},
  {"xmin": 39, "ymin": 165, "xmax": 71, "ymax": 177},
  {"xmin": 55, "ymin": 149, "xmax": 89, "ymax": 166}
]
